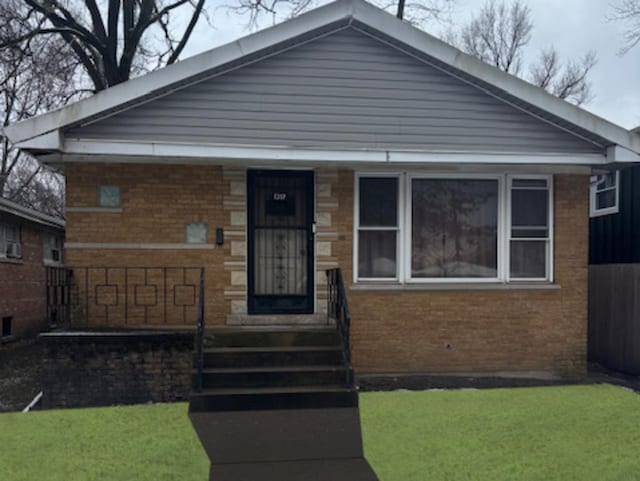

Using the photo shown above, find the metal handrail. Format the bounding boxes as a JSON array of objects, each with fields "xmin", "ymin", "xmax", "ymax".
[
  {"xmin": 196, "ymin": 267, "xmax": 206, "ymax": 392},
  {"xmin": 45, "ymin": 266, "xmax": 204, "ymax": 327},
  {"xmin": 326, "ymin": 268, "xmax": 353, "ymax": 387}
]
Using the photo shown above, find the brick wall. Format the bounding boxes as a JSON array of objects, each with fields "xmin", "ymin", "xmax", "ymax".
[
  {"xmin": 0, "ymin": 222, "xmax": 54, "ymax": 339},
  {"xmin": 40, "ymin": 333, "xmax": 192, "ymax": 409},
  {"xmin": 64, "ymin": 163, "xmax": 588, "ymax": 376},
  {"xmin": 65, "ymin": 163, "xmax": 227, "ymax": 326},
  {"xmin": 333, "ymin": 171, "xmax": 588, "ymax": 377}
]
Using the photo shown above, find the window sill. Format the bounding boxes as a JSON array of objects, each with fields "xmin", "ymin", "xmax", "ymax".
[
  {"xmin": 66, "ymin": 207, "xmax": 123, "ymax": 213},
  {"xmin": 0, "ymin": 257, "xmax": 24, "ymax": 265},
  {"xmin": 44, "ymin": 260, "xmax": 64, "ymax": 268},
  {"xmin": 349, "ymin": 282, "xmax": 560, "ymax": 292}
]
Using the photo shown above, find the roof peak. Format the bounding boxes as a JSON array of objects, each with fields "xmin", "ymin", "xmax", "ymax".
[{"xmin": 4, "ymin": 0, "xmax": 639, "ymax": 158}]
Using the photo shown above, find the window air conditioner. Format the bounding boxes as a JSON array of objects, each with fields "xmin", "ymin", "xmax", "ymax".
[{"xmin": 6, "ymin": 242, "xmax": 22, "ymax": 258}]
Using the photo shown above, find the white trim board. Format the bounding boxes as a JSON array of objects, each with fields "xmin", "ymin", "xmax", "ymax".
[
  {"xmin": 4, "ymin": 0, "xmax": 639, "ymax": 157},
  {"xmin": 58, "ymin": 139, "xmax": 608, "ymax": 167}
]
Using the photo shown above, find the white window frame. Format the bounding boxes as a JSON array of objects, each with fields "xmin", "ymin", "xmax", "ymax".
[
  {"xmin": 590, "ymin": 171, "xmax": 619, "ymax": 217},
  {"xmin": 0, "ymin": 223, "xmax": 22, "ymax": 260},
  {"xmin": 43, "ymin": 233, "xmax": 63, "ymax": 265},
  {"xmin": 353, "ymin": 172, "xmax": 554, "ymax": 285},
  {"xmin": 353, "ymin": 172, "xmax": 404, "ymax": 282},
  {"xmin": 406, "ymin": 173, "xmax": 504, "ymax": 284},
  {"xmin": 506, "ymin": 175, "xmax": 554, "ymax": 283}
]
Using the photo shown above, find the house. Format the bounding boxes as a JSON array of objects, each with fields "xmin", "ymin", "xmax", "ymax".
[
  {"xmin": 589, "ymin": 126, "xmax": 640, "ymax": 375},
  {"xmin": 5, "ymin": 0, "xmax": 640, "ymax": 380},
  {"xmin": 0, "ymin": 197, "xmax": 64, "ymax": 341}
]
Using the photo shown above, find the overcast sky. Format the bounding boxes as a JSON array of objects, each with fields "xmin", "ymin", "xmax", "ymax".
[{"xmin": 180, "ymin": 0, "xmax": 640, "ymax": 129}]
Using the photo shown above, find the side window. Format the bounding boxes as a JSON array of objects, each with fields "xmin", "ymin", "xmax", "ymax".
[
  {"xmin": 356, "ymin": 176, "xmax": 400, "ymax": 280},
  {"xmin": 509, "ymin": 178, "xmax": 551, "ymax": 281},
  {"xmin": 44, "ymin": 234, "xmax": 63, "ymax": 264},
  {"xmin": 0, "ymin": 223, "xmax": 22, "ymax": 259},
  {"xmin": 590, "ymin": 171, "xmax": 619, "ymax": 217}
]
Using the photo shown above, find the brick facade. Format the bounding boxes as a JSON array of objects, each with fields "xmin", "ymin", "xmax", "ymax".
[
  {"xmin": 40, "ymin": 332, "xmax": 192, "ymax": 409},
  {"xmin": 0, "ymin": 217, "xmax": 63, "ymax": 339},
  {"xmin": 335, "ymin": 171, "xmax": 588, "ymax": 376},
  {"xmin": 64, "ymin": 163, "xmax": 588, "ymax": 376}
]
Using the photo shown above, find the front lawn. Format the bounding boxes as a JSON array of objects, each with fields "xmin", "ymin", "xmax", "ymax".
[{"xmin": 1, "ymin": 384, "xmax": 639, "ymax": 481}]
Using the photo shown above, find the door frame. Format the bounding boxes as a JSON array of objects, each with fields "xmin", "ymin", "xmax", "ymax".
[{"xmin": 246, "ymin": 169, "xmax": 315, "ymax": 315}]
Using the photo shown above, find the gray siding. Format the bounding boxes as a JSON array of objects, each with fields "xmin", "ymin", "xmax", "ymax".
[{"xmin": 67, "ymin": 27, "xmax": 602, "ymax": 154}]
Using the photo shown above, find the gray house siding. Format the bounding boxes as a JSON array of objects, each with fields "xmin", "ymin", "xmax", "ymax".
[{"xmin": 66, "ymin": 27, "xmax": 603, "ymax": 154}]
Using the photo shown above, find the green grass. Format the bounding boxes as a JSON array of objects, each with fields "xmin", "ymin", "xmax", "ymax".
[{"xmin": 2, "ymin": 384, "xmax": 640, "ymax": 481}]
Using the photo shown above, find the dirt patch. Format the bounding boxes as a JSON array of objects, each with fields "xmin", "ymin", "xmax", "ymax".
[{"xmin": 0, "ymin": 339, "xmax": 46, "ymax": 412}]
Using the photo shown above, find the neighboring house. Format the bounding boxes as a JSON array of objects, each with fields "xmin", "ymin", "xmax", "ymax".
[
  {"xmin": 589, "ymin": 126, "xmax": 640, "ymax": 375},
  {"xmin": 0, "ymin": 197, "xmax": 64, "ymax": 341},
  {"xmin": 4, "ymin": 0, "xmax": 640, "ymax": 378}
]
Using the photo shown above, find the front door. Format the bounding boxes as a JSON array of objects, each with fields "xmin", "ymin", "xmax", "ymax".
[{"xmin": 247, "ymin": 170, "xmax": 314, "ymax": 314}]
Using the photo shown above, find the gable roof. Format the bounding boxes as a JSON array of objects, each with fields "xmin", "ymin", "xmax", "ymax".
[
  {"xmin": 4, "ymin": 0, "xmax": 639, "ymax": 162},
  {"xmin": 0, "ymin": 197, "xmax": 65, "ymax": 231}
]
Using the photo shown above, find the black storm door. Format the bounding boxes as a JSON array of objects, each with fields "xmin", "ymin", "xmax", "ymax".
[{"xmin": 247, "ymin": 170, "xmax": 314, "ymax": 314}]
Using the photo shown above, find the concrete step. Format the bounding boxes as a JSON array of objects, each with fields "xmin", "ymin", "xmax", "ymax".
[
  {"xmin": 189, "ymin": 385, "xmax": 358, "ymax": 412},
  {"xmin": 194, "ymin": 365, "xmax": 350, "ymax": 389},
  {"xmin": 197, "ymin": 345, "xmax": 343, "ymax": 368},
  {"xmin": 203, "ymin": 327, "xmax": 339, "ymax": 348}
]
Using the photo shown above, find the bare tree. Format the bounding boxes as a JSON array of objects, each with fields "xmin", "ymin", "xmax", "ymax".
[
  {"xmin": 0, "ymin": 0, "xmax": 81, "ymax": 208},
  {"xmin": 610, "ymin": 0, "xmax": 640, "ymax": 54},
  {"xmin": 230, "ymin": 0, "xmax": 455, "ymax": 29},
  {"xmin": 4, "ymin": 158, "xmax": 65, "ymax": 217},
  {"xmin": 459, "ymin": 0, "xmax": 532, "ymax": 75},
  {"xmin": 455, "ymin": 0, "xmax": 596, "ymax": 105},
  {"xmin": 4, "ymin": 0, "xmax": 208, "ymax": 92},
  {"xmin": 2, "ymin": 0, "xmax": 214, "ymax": 215},
  {"xmin": 529, "ymin": 48, "xmax": 597, "ymax": 105}
]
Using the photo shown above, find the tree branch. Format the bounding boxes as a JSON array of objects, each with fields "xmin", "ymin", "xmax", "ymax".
[{"xmin": 167, "ymin": 0, "xmax": 206, "ymax": 64}]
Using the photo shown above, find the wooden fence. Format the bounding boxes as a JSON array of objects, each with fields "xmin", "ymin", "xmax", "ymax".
[{"xmin": 589, "ymin": 263, "xmax": 640, "ymax": 375}]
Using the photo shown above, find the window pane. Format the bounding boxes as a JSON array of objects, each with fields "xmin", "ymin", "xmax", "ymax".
[
  {"xmin": 359, "ymin": 178, "xmax": 398, "ymax": 227},
  {"xmin": 358, "ymin": 230, "xmax": 396, "ymax": 278},
  {"xmin": 512, "ymin": 189, "xmax": 548, "ymax": 228},
  {"xmin": 596, "ymin": 190, "xmax": 616, "ymax": 210},
  {"xmin": 185, "ymin": 223, "xmax": 208, "ymax": 243},
  {"xmin": 5, "ymin": 224, "xmax": 18, "ymax": 242},
  {"xmin": 512, "ymin": 179, "xmax": 548, "ymax": 189},
  {"xmin": 510, "ymin": 240, "xmax": 547, "ymax": 278},
  {"xmin": 411, "ymin": 179, "xmax": 498, "ymax": 278},
  {"xmin": 98, "ymin": 186, "xmax": 120, "ymax": 207},
  {"xmin": 512, "ymin": 228, "xmax": 548, "ymax": 238},
  {"xmin": 596, "ymin": 172, "xmax": 616, "ymax": 190}
]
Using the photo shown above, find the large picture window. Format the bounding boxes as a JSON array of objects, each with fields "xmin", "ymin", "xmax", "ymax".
[
  {"xmin": 354, "ymin": 173, "xmax": 553, "ymax": 284},
  {"xmin": 411, "ymin": 178, "xmax": 498, "ymax": 279}
]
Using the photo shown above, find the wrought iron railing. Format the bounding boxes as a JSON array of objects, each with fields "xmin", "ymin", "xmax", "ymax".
[
  {"xmin": 45, "ymin": 266, "xmax": 205, "ymax": 328},
  {"xmin": 46, "ymin": 267, "xmax": 72, "ymax": 327},
  {"xmin": 326, "ymin": 268, "xmax": 354, "ymax": 387},
  {"xmin": 195, "ymin": 268, "xmax": 206, "ymax": 392}
]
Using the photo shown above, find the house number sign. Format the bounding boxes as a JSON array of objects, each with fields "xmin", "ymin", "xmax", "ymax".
[{"xmin": 273, "ymin": 192, "xmax": 287, "ymax": 201}]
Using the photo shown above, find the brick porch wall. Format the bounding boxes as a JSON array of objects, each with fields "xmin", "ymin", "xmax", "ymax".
[
  {"xmin": 333, "ymin": 171, "xmax": 588, "ymax": 377},
  {"xmin": 65, "ymin": 163, "xmax": 227, "ymax": 326}
]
